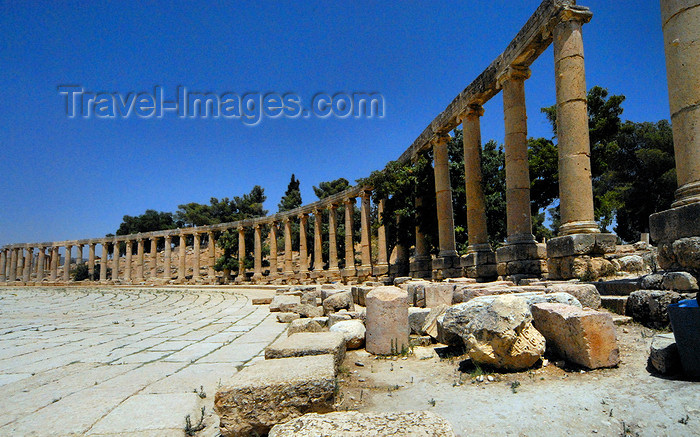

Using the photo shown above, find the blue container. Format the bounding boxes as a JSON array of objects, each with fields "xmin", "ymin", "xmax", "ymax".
[{"xmin": 668, "ymin": 299, "xmax": 700, "ymax": 380}]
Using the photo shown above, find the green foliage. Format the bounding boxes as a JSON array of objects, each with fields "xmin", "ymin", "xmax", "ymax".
[
  {"xmin": 71, "ymin": 263, "xmax": 93, "ymax": 281},
  {"xmin": 313, "ymin": 178, "xmax": 350, "ymax": 199},
  {"xmin": 116, "ymin": 210, "xmax": 176, "ymax": 236},
  {"xmin": 481, "ymin": 140, "xmax": 507, "ymax": 246},
  {"xmin": 278, "ymin": 174, "xmax": 302, "ymax": 212},
  {"xmin": 176, "ymin": 186, "xmax": 268, "ymax": 227}
]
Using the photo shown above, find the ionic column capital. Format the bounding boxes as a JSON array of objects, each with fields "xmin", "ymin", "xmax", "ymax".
[
  {"xmin": 343, "ymin": 197, "xmax": 355, "ymax": 206},
  {"xmin": 558, "ymin": 6, "xmax": 592, "ymax": 25},
  {"xmin": 465, "ymin": 103, "xmax": 485, "ymax": 118},
  {"xmin": 497, "ymin": 65, "xmax": 531, "ymax": 89},
  {"xmin": 431, "ymin": 133, "xmax": 452, "ymax": 147},
  {"xmin": 327, "ymin": 203, "xmax": 338, "ymax": 211}
]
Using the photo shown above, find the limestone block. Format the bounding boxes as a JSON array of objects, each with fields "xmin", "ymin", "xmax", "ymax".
[
  {"xmin": 453, "ymin": 284, "xmax": 513, "ymax": 304},
  {"xmin": 641, "ymin": 273, "xmax": 664, "ymax": 290},
  {"xmin": 662, "ymin": 271, "xmax": 699, "ymax": 291},
  {"xmin": 329, "ymin": 320, "xmax": 366, "ymax": 349},
  {"xmin": 626, "ymin": 290, "xmax": 682, "ymax": 329},
  {"xmin": 288, "ymin": 318, "xmax": 325, "ymax": 336},
  {"xmin": 351, "ymin": 286, "xmax": 371, "ymax": 306},
  {"xmin": 617, "ymin": 255, "xmax": 646, "ymax": 273},
  {"xmin": 442, "ymin": 295, "xmax": 545, "ymax": 370},
  {"xmin": 252, "ymin": 297, "xmax": 273, "ymax": 305},
  {"xmin": 393, "ymin": 276, "xmax": 413, "ymax": 285},
  {"xmin": 405, "ymin": 281, "xmax": 428, "ymax": 307},
  {"xmin": 265, "ymin": 332, "xmax": 346, "ymax": 370},
  {"xmin": 649, "ymin": 333, "xmax": 682, "ymax": 375},
  {"xmin": 277, "ymin": 312, "xmax": 300, "ymax": 323},
  {"xmin": 328, "ymin": 312, "xmax": 352, "ymax": 327},
  {"xmin": 322, "ymin": 291, "xmax": 354, "ymax": 315},
  {"xmin": 270, "ymin": 295, "xmax": 301, "ymax": 313},
  {"xmin": 422, "ymin": 305, "xmax": 449, "ymax": 342},
  {"xmin": 424, "ymin": 283, "xmax": 455, "ymax": 308},
  {"xmin": 297, "ymin": 304, "xmax": 324, "ymax": 318},
  {"xmin": 215, "ymin": 355, "xmax": 336, "ymax": 437},
  {"xmin": 600, "ymin": 296, "xmax": 628, "ymax": 315},
  {"xmin": 301, "ymin": 290, "xmax": 321, "ymax": 305},
  {"xmin": 545, "ymin": 283, "xmax": 601, "ymax": 309},
  {"xmin": 365, "ymin": 286, "xmax": 409, "ymax": 355},
  {"xmin": 531, "ymin": 303, "xmax": 620, "ymax": 369},
  {"xmin": 408, "ymin": 307, "xmax": 431, "ymax": 335},
  {"xmin": 269, "ymin": 411, "xmax": 456, "ymax": 436}
]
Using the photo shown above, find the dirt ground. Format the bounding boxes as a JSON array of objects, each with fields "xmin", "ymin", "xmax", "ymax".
[{"xmin": 336, "ymin": 322, "xmax": 700, "ymax": 437}]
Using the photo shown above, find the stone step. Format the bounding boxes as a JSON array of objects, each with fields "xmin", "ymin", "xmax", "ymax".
[
  {"xmin": 264, "ymin": 332, "xmax": 346, "ymax": 369},
  {"xmin": 601, "ymin": 295, "xmax": 628, "ymax": 315},
  {"xmin": 612, "ymin": 315, "xmax": 633, "ymax": 326},
  {"xmin": 592, "ymin": 278, "xmax": 641, "ymax": 296}
]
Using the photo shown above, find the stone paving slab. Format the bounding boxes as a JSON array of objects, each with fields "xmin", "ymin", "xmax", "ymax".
[{"xmin": 0, "ymin": 286, "xmax": 285, "ymax": 436}]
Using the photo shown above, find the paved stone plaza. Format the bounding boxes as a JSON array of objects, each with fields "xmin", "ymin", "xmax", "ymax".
[{"xmin": 0, "ymin": 286, "xmax": 282, "ymax": 436}]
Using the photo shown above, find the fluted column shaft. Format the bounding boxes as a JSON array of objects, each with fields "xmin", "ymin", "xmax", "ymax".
[
  {"xmin": 164, "ymin": 236, "xmax": 172, "ymax": 279},
  {"xmin": 269, "ymin": 224, "xmax": 278, "ymax": 276},
  {"xmin": 63, "ymin": 245, "xmax": 72, "ymax": 281},
  {"xmin": 433, "ymin": 135, "xmax": 458, "ymax": 257},
  {"xmin": 344, "ymin": 198, "xmax": 356, "ymax": 272},
  {"xmin": 283, "ymin": 219, "xmax": 293, "ymax": 274},
  {"xmin": 151, "ymin": 237, "xmax": 159, "ymax": 278},
  {"xmin": 125, "ymin": 241, "xmax": 133, "ymax": 282},
  {"xmin": 237, "ymin": 228, "xmax": 246, "ymax": 277},
  {"xmin": 137, "ymin": 239, "xmax": 145, "ymax": 281},
  {"xmin": 178, "ymin": 234, "xmax": 187, "ymax": 281},
  {"xmin": 99, "ymin": 242, "xmax": 108, "ymax": 282},
  {"xmin": 501, "ymin": 66, "xmax": 535, "ymax": 243},
  {"xmin": 377, "ymin": 198, "xmax": 388, "ymax": 266},
  {"xmin": 360, "ymin": 191, "xmax": 373, "ymax": 267},
  {"xmin": 299, "ymin": 214, "xmax": 309, "ymax": 272},
  {"xmin": 313, "ymin": 210, "xmax": 323, "ymax": 271},
  {"xmin": 88, "ymin": 243, "xmax": 96, "ymax": 279},
  {"xmin": 554, "ymin": 9, "xmax": 599, "ymax": 235},
  {"xmin": 463, "ymin": 105, "xmax": 491, "ymax": 248},
  {"xmin": 23, "ymin": 247, "xmax": 33, "ymax": 282},
  {"xmin": 253, "ymin": 225, "xmax": 262, "ymax": 279},
  {"xmin": 328, "ymin": 205, "xmax": 339, "ymax": 271},
  {"xmin": 661, "ymin": 0, "xmax": 700, "ymax": 207}
]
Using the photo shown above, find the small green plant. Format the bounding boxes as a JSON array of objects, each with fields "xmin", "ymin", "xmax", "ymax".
[
  {"xmin": 470, "ymin": 364, "xmax": 484, "ymax": 378},
  {"xmin": 193, "ymin": 385, "xmax": 206, "ymax": 399},
  {"xmin": 184, "ymin": 407, "xmax": 206, "ymax": 436},
  {"xmin": 389, "ymin": 338, "xmax": 412, "ymax": 356},
  {"xmin": 679, "ymin": 415, "xmax": 689, "ymax": 425},
  {"xmin": 510, "ymin": 381, "xmax": 520, "ymax": 393},
  {"xmin": 428, "ymin": 398, "xmax": 436, "ymax": 407}
]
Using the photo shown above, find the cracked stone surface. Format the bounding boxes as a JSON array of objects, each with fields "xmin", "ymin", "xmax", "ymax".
[{"xmin": 0, "ymin": 286, "xmax": 283, "ymax": 436}]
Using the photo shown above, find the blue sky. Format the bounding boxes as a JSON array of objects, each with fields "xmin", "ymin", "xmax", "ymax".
[{"xmin": 0, "ymin": 0, "xmax": 669, "ymax": 247}]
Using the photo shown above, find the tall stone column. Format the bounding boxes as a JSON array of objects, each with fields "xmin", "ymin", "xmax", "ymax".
[
  {"xmin": 359, "ymin": 190, "xmax": 373, "ymax": 278},
  {"xmin": 136, "ymin": 238, "xmax": 145, "ymax": 281},
  {"xmin": 410, "ymin": 195, "xmax": 431, "ymax": 279},
  {"xmin": 76, "ymin": 245, "xmax": 83, "ymax": 266},
  {"xmin": 343, "ymin": 198, "xmax": 357, "ymax": 277},
  {"xmin": 164, "ymin": 236, "xmax": 172, "ymax": 280},
  {"xmin": 63, "ymin": 244, "xmax": 72, "ymax": 282},
  {"xmin": 23, "ymin": 247, "xmax": 33, "ymax": 282},
  {"xmin": 375, "ymin": 198, "xmax": 389, "ymax": 276},
  {"xmin": 269, "ymin": 223, "xmax": 278, "ymax": 278},
  {"xmin": 495, "ymin": 65, "xmax": 546, "ymax": 278},
  {"xmin": 151, "ymin": 237, "xmax": 159, "ymax": 279},
  {"xmin": 111, "ymin": 239, "xmax": 119, "ymax": 281},
  {"xmin": 178, "ymin": 233, "xmax": 187, "ymax": 282},
  {"xmin": 546, "ymin": 7, "xmax": 616, "ymax": 280},
  {"xmin": 650, "ymin": 0, "xmax": 700, "ymax": 278},
  {"xmin": 207, "ymin": 232, "xmax": 216, "ymax": 281},
  {"xmin": 237, "ymin": 227, "xmax": 246, "ymax": 280},
  {"xmin": 16, "ymin": 249, "xmax": 23, "ymax": 280},
  {"xmin": 100, "ymin": 241, "xmax": 108, "ymax": 282},
  {"xmin": 0, "ymin": 249, "xmax": 6, "ymax": 282},
  {"xmin": 37, "ymin": 247, "xmax": 45, "ymax": 282},
  {"xmin": 298, "ymin": 213, "xmax": 309, "ymax": 277},
  {"xmin": 50, "ymin": 247, "xmax": 59, "ymax": 281},
  {"xmin": 461, "ymin": 104, "xmax": 497, "ymax": 280},
  {"xmin": 313, "ymin": 209, "xmax": 323, "ymax": 272},
  {"xmin": 432, "ymin": 134, "xmax": 460, "ymax": 279},
  {"xmin": 283, "ymin": 219, "xmax": 294, "ymax": 275},
  {"xmin": 253, "ymin": 225, "xmax": 263, "ymax": 281},
  {"xmin": 125, "ymin": 241, "xmax": 133, "ymax": 282},
  {"xmin": 328, "ymin": 204, "xmax": 340, "ymax": 273},
  {"xmin": 88, "ymin": 243, "xmax": 96, "ymax": 279},
  {"xmin": 192, "ymin": 233, "xmax": 200, "ymax": 281}
]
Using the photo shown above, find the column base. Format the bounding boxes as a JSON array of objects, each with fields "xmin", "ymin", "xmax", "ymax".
[
  {"xmin": 461, "ymin": 248, "xmax": 497, "ymax": 281},
  {"xmin": 650, "ymin": 202, "xmax": 700, "ymax": 277},
  {"xmin": 372, "ymin": 263, "xmax": 389, "ymax": 277},
  {"xmin": 341, "ymin": 267, "xmax": 357, "ymax": 280},
  {"xmin": 410, "ymin": 256, "xmax": 432, "ymax": 280},
  {"xmin": 546, "ymin": 233, "xmax": 617, "ymax": 280},
  {"xmin": 496, "ymin": 240, "xmax": 547, "ymax": 278},
  {"xmin": 432, "ymin": 255, "xmax": 462, "ymax": 280}
]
